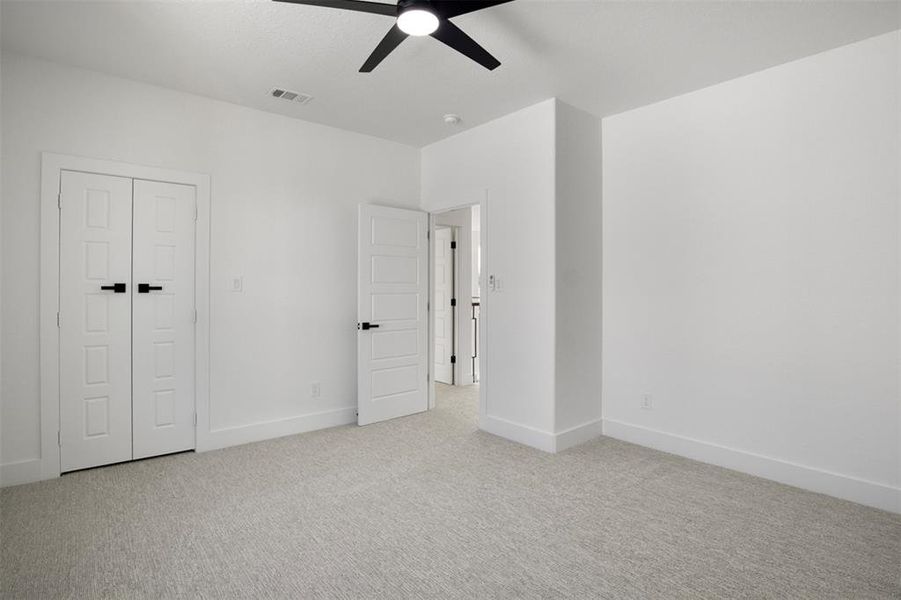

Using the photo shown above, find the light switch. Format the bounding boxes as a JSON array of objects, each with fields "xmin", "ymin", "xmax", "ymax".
[{"xmin": 230, "ymin": 276, "xmax": 243, "ymax": 292}]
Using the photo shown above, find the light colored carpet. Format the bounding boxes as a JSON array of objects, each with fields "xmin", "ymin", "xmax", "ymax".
[{"xmin": 2, "ymin": 384, "xmax": 899, "ymax": 599}]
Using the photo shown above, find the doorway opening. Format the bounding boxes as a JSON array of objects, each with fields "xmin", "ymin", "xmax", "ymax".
[
  {"xmin": 356, "ymin": 201, "xmax": 485, "ymax": 428},
  {"xmin": 430, "ymin": 204, "xmax": 482, "ymax": 421}
]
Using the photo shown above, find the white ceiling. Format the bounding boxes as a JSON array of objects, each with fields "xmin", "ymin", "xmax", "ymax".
[{"xmin": 2, "ymin": 0, "xmax": 898, "ymax": 147}]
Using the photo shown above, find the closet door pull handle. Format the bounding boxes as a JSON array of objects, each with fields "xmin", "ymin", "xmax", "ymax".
[
  {"xmin": 138, "ymin": 283, "xmax": 163, "ymax": 293},
  {"xmin": 100, "ymin": 283, "xmax": 127, "ymax": 293}
]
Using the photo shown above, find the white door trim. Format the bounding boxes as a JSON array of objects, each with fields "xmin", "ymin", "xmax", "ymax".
[
  {"xmin": 428, "ymin": 193, "xmax": 488, "ymax": 425},
  {"xmin": 39, "ymin": 152, "xmax": 211, "ymax": 481}
]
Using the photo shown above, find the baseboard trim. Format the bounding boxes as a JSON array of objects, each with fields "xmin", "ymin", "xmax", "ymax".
[
  {"xmin": 480, "ymin": 414, "xmax": 555, "ymax": 452},
  {"xmin": 555, "ymin": 419, "xmax": 604, "ymax": 452},
  {"xmin": 480, "ymin": 415, "xmax": 604, "ymax": 453},
  {"xmin": 0, "ymin": 458, "xmax": 43, "ymax": 488},
  {"xmin": 200, "ymin": 407, "xmax": 357, "ymax": 452},
  {"xmin": 602, "ymin": 419, "xmax": 900, "ymax": 514}
]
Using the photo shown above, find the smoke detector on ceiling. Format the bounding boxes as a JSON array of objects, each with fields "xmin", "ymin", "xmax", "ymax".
[
  {"xmin": 269, "ymin": 88, "xmax": 313, "ymax": 105},
  {"xmin": 443, "ymin": 114, "xmax": 462, "ymax": 125}
]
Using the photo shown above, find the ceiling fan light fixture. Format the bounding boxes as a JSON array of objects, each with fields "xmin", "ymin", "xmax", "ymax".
[
  {"xmin": 397, "ymin": 8, "xmax": 439, "ymax": 36},
  {"xmin": 276, "ymin": 0, "xmax": 513, "ymax": 72}
]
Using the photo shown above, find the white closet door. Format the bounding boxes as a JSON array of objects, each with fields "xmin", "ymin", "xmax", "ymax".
[
  {"xmin": 131, "ymin": 179, "xmax": 196, "ymax": 459},
  {"xmin": 59, "ymin": 171, "xmax": 134, "ymax": 472},
  {"xmin": 433, "ymin": 227, "xmax": 454, "ymax": 384}
]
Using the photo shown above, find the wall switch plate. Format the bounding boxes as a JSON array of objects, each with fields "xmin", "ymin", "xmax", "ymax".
[
  {"xmin": 641, "ymin": 394, "xmax": 653, "ymax": 410},
  {"xmin": 311, "ymin": 382, "xmax": 321, "ymax": 399},
  {"xmin": 230, "ymin": 276, "xmax": 243, "ymax": 292}
]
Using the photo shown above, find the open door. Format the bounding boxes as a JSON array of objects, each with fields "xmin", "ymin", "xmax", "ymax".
[
  {"xmin": 357, "ymin": 204, "xmax": 429, "ymax": 425},
  {"xmin": 433, "ymin": 226, "xmax": 455, "ymax": 384}
]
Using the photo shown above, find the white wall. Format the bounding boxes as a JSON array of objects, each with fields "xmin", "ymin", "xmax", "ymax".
[
  {"xmin": 421, "ymin": 100, "xmax": 558, "ymax": 446},
  {"xmin": 555, "ymin": 101, "xmax": 603, "ymax": 443},
  {"xmin": 0, "ymin": 54, "xmax": 420, "ymax": 483},
  {"xmin": 602, "ymin": 31, "xmax": 900, "ymax": 512}
]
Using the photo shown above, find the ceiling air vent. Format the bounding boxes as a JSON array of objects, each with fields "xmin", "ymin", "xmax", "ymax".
[{"xmin": 269, "ymin": 88, "xmax": 313, "ymax": 105}]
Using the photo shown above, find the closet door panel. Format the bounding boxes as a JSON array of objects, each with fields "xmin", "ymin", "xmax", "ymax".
[
  {"xmin": 59, "ymin": 171, "xmax": 134, "ymax": 472},
  {"xmin": 132, "ymin": 180, "xmax": 197, "ymax": 459}
]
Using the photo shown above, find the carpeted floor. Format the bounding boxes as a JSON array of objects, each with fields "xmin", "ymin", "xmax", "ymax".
[{"xmin": 2, "ymin": 383, "xmax": 899, "ymax": 599}]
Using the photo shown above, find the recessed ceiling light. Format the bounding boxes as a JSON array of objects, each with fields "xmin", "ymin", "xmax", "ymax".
[{"xmin": 443, "ymin": 114, "xmax": 462, "ymax": 125}]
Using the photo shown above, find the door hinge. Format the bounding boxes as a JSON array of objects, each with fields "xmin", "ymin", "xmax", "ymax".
[
  {"xmin": 427, "ymin": 228, "xmax": 430, "ymax": 240},
  {"xmin": 193, "ymin": 309, "xmax": 197, "ymax": 323},
  {"xmin": 193, "ymin": 412, "xmax": 197, "ymax": 427},
  {"xmin": 194, "ymin": 204, "xmax": 198, "ymax": 222},
  {"xmin": 56, "ymin": 312, "xmax": 60, "ymax": 328},
  {"xmin": 450, "ymin": 298, "xmax": 457, "ymax": 307},
  {"xmin": 450, "ymin": 241, "xmax": 457, "ymax": 249},
  {"xmin": 57, "ymin": 193, "xmax": 62, "ymax": 209},
  {"xmin": 451, "ymin": 355, "xmax": 457, "ymax": 364},
  {"xmin": 57, "ymin": 431, "xmax": 61, "ymax": 447}
]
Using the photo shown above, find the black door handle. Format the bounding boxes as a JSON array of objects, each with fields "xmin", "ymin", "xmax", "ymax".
[
  {"xmin": 359, "ymin": 322, "xmax": 380, "ymax": 330},
  {"xmin": 100, "ymin": 283, "xmax": 127, "ymax": 293},
  {"xmin": 138, "ymin": 283, "xmax": 163, "ymax": 293}
]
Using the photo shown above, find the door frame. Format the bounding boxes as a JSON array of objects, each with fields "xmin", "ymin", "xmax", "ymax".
[
  {"xmin": 39, "ymin": 153, "xmax": 211, "ymax": 480},
  {"xmin": 427, "ymin": 196, "xmax": 488, "ymax": 423}
]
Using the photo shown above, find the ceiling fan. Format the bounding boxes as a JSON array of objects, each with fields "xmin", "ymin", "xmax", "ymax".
[{"xmin": 274, "ymin": 0, "xmax": 514, "ymax": 72}]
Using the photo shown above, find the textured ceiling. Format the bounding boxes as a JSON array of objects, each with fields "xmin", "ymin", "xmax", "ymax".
[{"xmin": 2, "ymin": 0, "xmax": 898, "ymax": 147}]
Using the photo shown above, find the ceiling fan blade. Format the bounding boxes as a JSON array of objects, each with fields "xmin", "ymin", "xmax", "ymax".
[
  {"xmin": 432, "ymin": 0, "xmax": 514, "ymax": 19},
  {"xmin": 273, "ymin": 0, "xmax": 396, "ymax": 17},
  {"xmin": 360, "ymin": 24, "xmax": 409, "ymax": 72},
  {"xmin": 430, "ymin": 20, "xmax": 500, "ymax": 70}
]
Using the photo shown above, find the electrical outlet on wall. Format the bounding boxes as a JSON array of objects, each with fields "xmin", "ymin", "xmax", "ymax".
[
  {"xmin": 641, "ymin": 394, "xmax": 653, "ymax": 410},
  {"xmin": 311, "ymin": 382, "xmax": 321, "ymax": 399}
]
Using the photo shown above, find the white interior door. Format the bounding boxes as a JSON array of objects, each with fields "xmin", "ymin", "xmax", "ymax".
[
  {"xmin": 132, "ymin": 179, "xmax": 196, "ymax": 459},
  {"xmin": 434, "ymin": 227, "xmax": 454, "ymax": 384},
  {"xmin": 59, "ymin": 171, "xmax": 134, "ymax": 472},
  {"xmin": 357, "ymin": 204, "xmax": 429, "ymax": 425}
]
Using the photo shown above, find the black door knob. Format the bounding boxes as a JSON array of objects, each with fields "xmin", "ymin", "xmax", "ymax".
[
  {"xmin": 138, "ymin": 283, "xmax": 163, "ymax": 293},
  {"xmin": 100, "ymin": 283, "xmax": 127, "ymax": 293}
]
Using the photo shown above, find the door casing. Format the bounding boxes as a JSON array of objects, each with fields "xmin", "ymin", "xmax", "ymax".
[{"xmin": 40, "ymin": 153, "xmax": 211, "ymax": 481}]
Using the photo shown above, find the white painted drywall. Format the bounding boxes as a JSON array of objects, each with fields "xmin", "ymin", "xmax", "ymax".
[
  {"xmin": 0, "ymin": 54, "xmax": 419, "ymax": 480},
  {"xmin": 555, "ymin": 101, "xmax": 603, "ymax": 437},
  {"xmin": 602, "ymin": 31, "xmax": 900, "ymax": 511},
  {"xmin": 421, "ymin": 100, "xmax": 557, "ymax": 443}
]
